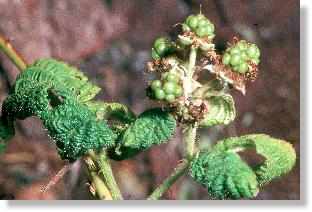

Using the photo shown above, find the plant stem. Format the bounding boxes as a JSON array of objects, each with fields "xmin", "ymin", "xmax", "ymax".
[
  {"xmin": 0, "ymin": 35, "xmax": 27, "ymax": 71},
  {"xmin": 84, "ymin": 155, "xmax": 113, "ymax": 200},
  {"xmin": 186, "ymin": 47, "xmax": 197, "ymax": 78},
  {"xmin": 147, "ymin": 125, "xmax": 198, "ymax": 200},
  {"xmin": 184, "ymin": 124, "xmax": 198, "ymax": 160},
  {"xmin": 88, "ymin": 149, "xmax": 123, "ymax": 200},
  {"xmin": 147, "ymin": 159, "xmax": 190, "ymax": 200}
]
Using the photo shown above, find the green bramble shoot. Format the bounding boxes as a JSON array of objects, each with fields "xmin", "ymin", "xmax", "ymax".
[{"xmin": 0, "ymin": 10, "xmax": 296, "ymax": 200}]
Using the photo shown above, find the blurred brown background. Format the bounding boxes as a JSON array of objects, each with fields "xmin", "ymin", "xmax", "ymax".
[{"xmin": 0, "ymin": 0, "xmax": 299, "ymax": 200}]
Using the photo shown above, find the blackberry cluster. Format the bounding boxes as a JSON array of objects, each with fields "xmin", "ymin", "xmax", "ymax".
[
  {"xmin": 222, "ymin": 40, "xmax": 260, "ymax": 74},
  {"xmin": 151, "ymin": 38, "xmax": 175, "ymax": 60},
  {"xmin": 183, "ymin": 13, "xmax": 215, "ymax": 37},
  {"xmin": 149, "ymin": 72, "xmax": 183, "ymax": 102}
]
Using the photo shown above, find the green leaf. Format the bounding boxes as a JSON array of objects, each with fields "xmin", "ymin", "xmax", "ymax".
[
  {"xmin": 108, "ymin": 108, "xmax": 176, "ymax": 160},
  {"xmin": 86, "ymin": 102, "xmax": 136, "ymax": 123},
  {"xmin": 213, "ymin": 134, "xmax": 297, "ymax": 185},
  {"xmin": 192, "ymin": 80, "xmax": 227, "ymax": 99},
  {"xmin": 2, "ymin": 83, "xmax": 51, "ymax": 121},
  {"xmin": 14, "ymin": 59, "xmax": 100, "ymax": 102},
  {"xmin": 191, "ymin": 148, "xmax": 259, "ymax": 199},
  {"xmin": 41, "ymin": 99, "xmax": 117, "ymax": 161},
  {"xmin": 0, "ymin": 118, "xmax": 15, "ymax": 152},
  {"xmin": 191, "ymin": 134, "xmax": 296, "ymax": 199},
  {"xmin": 199, "ymin": 94, "xmax": 235, "ymax": 127}
]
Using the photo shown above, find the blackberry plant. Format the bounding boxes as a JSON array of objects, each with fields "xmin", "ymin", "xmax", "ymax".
[{"xmin": 0, "ymin": 11, "xmax": 296, "ymax": 200}]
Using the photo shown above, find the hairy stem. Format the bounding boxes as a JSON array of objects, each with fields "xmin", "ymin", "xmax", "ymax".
[
  {"xmin": 0, "ymin": 35, "xmax": 27, "ymax": 71},
  {"xmin": 147, "ymin": 125, "xmax": 198, "ymax": 200},
  {"xmin": 186, "ymin": 47, "xmax": 197, "ymax": 78},
  {"xmin": 88, "ymin": 149, "xmax": 123, "ymax": 200},
  {"xmin": 147, "ymin": 159, "xmax": 190, "ymax": 200},
  {"xmin": 84, "ymin": 155, "xmax": 113, "ymax": 200},
  {"xmin": 184, "ymin": 124, "xmax": 198, "ymax": 160}
]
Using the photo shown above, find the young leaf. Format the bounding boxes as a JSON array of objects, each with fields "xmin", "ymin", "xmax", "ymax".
[
  {"xmin": 191, "ymin": 148, "xmax": 259, "ymax": 199},
  {"xmin": 199, "ymin": 94, "xmax": 235, "ymax": 127},
  {"xmin": 212, "ymin": 134, "xmax": 297, "ymax": 185},
  {"xmin": 191, "ymin": 80, "xmax": 228, "ymax": 99},
  {"xmin": 86, "ymin": 101, "xmax": 136, "ymax": 123},
  {"xmin": 108, "ymin": 108, "xmax": 176, "ymax": 160}
]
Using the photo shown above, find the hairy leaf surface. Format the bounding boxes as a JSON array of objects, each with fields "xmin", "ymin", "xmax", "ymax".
[
  {"xmin": 200, "ymin": 94, "xmax": 235, "ymax": 127},
  {"xmin": 212, "ymin": 134, "xmax": 297, "ymax": 185},
  {"xmin": 2, "ymin": 83, "xmax": 51, "ymax": 121},
  {"xmin": 14, "ymin": 59, "xmax": 100, "ymax": 102},
  {"xmin": 191, "ymin": 148, "xmax": 259, "ymax": 199},
  {"xmin": 108, "ymin": 108, "xmax": 176, "ymax": 160},
  {"xmin": 41, "ymin": 99, "xmax": 116, "ymax": 161}
]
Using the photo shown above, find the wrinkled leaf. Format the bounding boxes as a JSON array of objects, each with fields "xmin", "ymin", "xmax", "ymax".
[
  {"xmin": 199, "ymin": 94, "xmax": 235, "ymax": 127},
  {"xmin": 191, "ymin": 134, "xmax": 296, "ymax": 199},
  {"xmin": 108, "ymin": 108, "xmax": 176, "ymax": 160},
  {"xmin": 191, "ymin": 148, "xmax": 259, "ymax": 199},
  {"xmin": 213, "ymin": 134, "xmax": 297, "ymax": 185}
]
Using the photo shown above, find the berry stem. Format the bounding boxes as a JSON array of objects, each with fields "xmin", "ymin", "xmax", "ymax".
[
  {"xmin": 186, "ymin": 47, "xmax": 197, "ymax": 78},
  {"xmin": 146, "ymin": 125, "xmax": 198, "ymax": 200},
  {"xmin": 84, "ymin": 155, "xmax": 113, "ymax": 200},
  {"xmin": 89, "ymin": 149, "xmax": 123, "ymax": 200},
  {"xmin": 0, "ymin": 35, "xmax": 27, "ymax": 71}
]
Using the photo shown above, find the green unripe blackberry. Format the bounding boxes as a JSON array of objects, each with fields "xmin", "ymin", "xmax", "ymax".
[
  {"xmin": 206, "ymin": 23, "xmax": 214, "ymax": 35},
  {"xmin": 165, "ymin": 94, "xmax": 175, "ymax": 102},
  {"xmin": 237, "ymin": 62, "xmax": 249, "ymax": 73},
  {"xmin": 246, "ymin": 44, "xmax": 259, "ymax": 58},
  {"xmin": 152, "ymin": 48, "xmax": 160, "ymax": 60},
  {"xmin": 222, "ymin": 40, "xmax": 260, "ymax": 74},
  {"xmin": 251, "ymin": 58, "xmax": 260, "ymax": 65},
  {"xmin": 155, "ymin": 89, "xmax": 165, "ymax": 100},
  {"xmin": 185, "ymin": 14, "xmax": 214, "ymax": 38},
  {"xmin": 230, "ymin": 46, "xmax": 241, "ymax": 55},
  {"xmin": 151, "ymin": 80, "xmax": 162, "ymax": 90},
  {"xmin": 186, "ymin": 15, "xmax": 193, "ymax": 25},
  {"xmin": 196, "ymin": 14, "xmax": 205, "ymax": 20},
  {"xmin": 254, "ymin": 48, "xmax": 260, "ymax": 58},
  {"xmin": 230, "ymin": 53, "xmax": 242, "ymax": 66},
  {"xmin": 197, "ymin": 18, "xmax": 210, "ymax": 28},
  {"xmin": 151, "ymin": 38, "xmax": 176, "ymax": 59},
  {"xmin": 174, "ymin": 85, "xmax": 183, "ymax": 97},
  {"xmin": 240, "ymin": 52, "xmax": 249, "ymax": 61},
  {"xmin": 163, "ymin": 82, "xmax": 176, "ymax": 94},
  {"xmin": 188, "ymin": 16, "xmax": 199, "ymax": 30},
  {"xmin": 155, "ymin": 42, "xmax": 167, "ymax": 56},
  {"xmin": 195, "ymin": 27, "xmax": 208, "ymax": 37},
  {"xmin": 165, "ymin": 73, "xmax": 180, "ymax": 83},
  {"xmin": 154, "ymin": 38, "xmax": 166, "ymax": 48},
  {"xmin": 162, "ymin": 72, "xmax": 170, "ymax": 79},
  {"xmin": 222, "ymin": 53, "xmax": 231, "ymax": 66}
]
